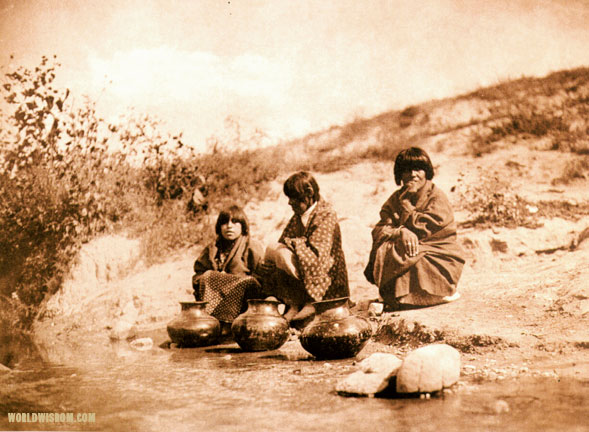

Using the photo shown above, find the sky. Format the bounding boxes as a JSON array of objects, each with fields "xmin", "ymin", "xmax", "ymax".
[{"xmin": 2, "ymin": 0, "xmax": 589, "ymax": 150}]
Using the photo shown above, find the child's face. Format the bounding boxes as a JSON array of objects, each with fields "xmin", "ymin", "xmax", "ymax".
[
  {"xmin": 288, "ymin": 196, "xmax": 313, "ymax": 216},
  {"xmin": 401, "ymin": 168, "xmax": 426, "ymax": 193},
  {"xmin": 220, "ymin": 219, "xmax": 242, "ymax": 241}
]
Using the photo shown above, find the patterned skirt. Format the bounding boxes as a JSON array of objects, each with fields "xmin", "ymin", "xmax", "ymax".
[{"xmin": 196, "ymin": 271, "xmax": 261, "ymax": 323}]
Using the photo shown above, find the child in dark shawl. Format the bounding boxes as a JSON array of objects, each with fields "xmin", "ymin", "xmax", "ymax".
[
  {"xmin": 364, "ymin": 147, "xmax": 465, "ymax": 308},
  {"xmin": 192, "ymin": 206, "xmax": 263, "ymax": 333}
]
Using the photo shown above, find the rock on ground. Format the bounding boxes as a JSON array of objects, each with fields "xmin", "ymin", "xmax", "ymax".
[
  {"xmin": 336, "ymin": 370, "xmax": 391, "ymax": 396},
  {"xmin": 357, "ymin": 352, "xmax": 403, "ymax": 374},
  {"xmin": 109, "ymin": 319, "xmax": 137, "ymax": 341},
  {"xmin": 129, "ymin": 337, "xmax": 153, "ymax": 351},
  {"xmin": 336, "ymin": 353, "xmax": 402, "ymax": 396},
  {"xmin": 396, "ymin": 344, "xmax": 460, "ymax": 394}
]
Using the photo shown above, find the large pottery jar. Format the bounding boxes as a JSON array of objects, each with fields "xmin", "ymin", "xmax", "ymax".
[
  {"xmin": 300, "ymin": 297, "xmax": 372, "ymax": 359},
  {"xmin": 167, "ymin": 301, "xmax": 221, "ymax": 347},
  {"xmin": 231, "ymin": 299, "xmax": 289, "ymax": 352}
]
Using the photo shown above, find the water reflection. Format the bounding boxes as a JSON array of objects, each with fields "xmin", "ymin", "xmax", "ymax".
[{"xmin": 1, "ymin": 334, "xmax": 588, "ymax": 432}]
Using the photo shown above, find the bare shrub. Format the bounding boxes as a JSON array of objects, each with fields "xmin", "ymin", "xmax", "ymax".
[
  {"xmin": 492, "ymin": 112, "xmax": 568, "ymax": 139},
  {"xmin": 399, "ymin": 105, "xmax": 419, "ymax": 128},
  {"xmin": 454, "ymin": 177, "xmax": 541, "ymax": 229},
  {"xmin": 553, "ymin": 156, "xmax": 589, "ymax": 184}
]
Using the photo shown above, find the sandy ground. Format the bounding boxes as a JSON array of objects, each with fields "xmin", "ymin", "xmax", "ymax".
[{"xmin": 33, "ymin": 144, "xmax": 589, "ymax": 381}]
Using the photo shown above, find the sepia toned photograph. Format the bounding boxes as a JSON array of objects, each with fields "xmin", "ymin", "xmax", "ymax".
[{"xmin": 1, "ymin": 1, "xmax": 588, "ymax": 430}]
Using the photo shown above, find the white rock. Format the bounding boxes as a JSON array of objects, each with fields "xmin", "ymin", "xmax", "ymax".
[
  {"xmin": 358, "ymin": 353, "xmax": 403, "ymax": 375},
  {"xmin": 337, "ymin": 353, "xmax": 402, "ymax": 396},
  {"xmin": 336, "ymin": 370, "xmax": 392, "ymax": 396},
  {"xmin": 109, "ymin": 319, "xmax": 137, "ymax": 341},
  {"xmin": 396, "ymin": 344, "xmax": 461, "ymax": 393},
  {"xmin": 492, "ymin": 400, "xmax": 510, "ymax": 414},
  {"xmin": 129, "ymin": 337, "xmax": 153, "ymax": 351},
  {"xmin": 368, "ymin": 302, "xmax": 384, "ymax": 316}
]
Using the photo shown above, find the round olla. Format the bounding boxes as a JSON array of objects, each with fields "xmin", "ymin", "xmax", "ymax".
[
  {"xmin": 167, "ymin": 301, "xmax": 221, "ymax": 347},
  {"xmin": 231, "ymin": 299, "xmax": 289, "ymax": 352},
  {"xmin": 300, "ymin": 297, "xmax": 372, "ymax": 360}
]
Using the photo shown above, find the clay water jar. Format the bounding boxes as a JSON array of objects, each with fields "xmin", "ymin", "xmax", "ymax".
[
  {"xmin": 231, "ymin": 299, "xmax": 289, "ymax": 352},
  {"xmin": 167, "ymin": 301, "xmax": 221, "ymax": 347},
  {"xmin": 300, "ymin": 297, "xmax": 372, "ymax": 359}
]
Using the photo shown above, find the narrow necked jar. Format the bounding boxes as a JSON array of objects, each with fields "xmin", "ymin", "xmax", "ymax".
[
  {"xmin": 167, "ymin": 301, "xmax": 221, "ymax": 347},
  {"xmin": 300, "ymin": 297, "xmax": 372, "ymax": 359},
  {"xmin": 231, "ymin": 299, "xmax": 289, "ymax": 352}
]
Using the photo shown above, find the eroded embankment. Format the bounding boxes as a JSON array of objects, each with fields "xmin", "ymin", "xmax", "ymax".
[{"xmin": 28, "ymin": 210, "xmax": 589, "ymax": 379}]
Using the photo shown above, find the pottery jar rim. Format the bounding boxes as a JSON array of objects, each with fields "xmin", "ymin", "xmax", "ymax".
[
  {"xmin": 244, "ymin": 298, "xmax": 283, "ymax": 316},
  {"xmin": 179, "ymin": 301, "xmax": 208, "ymax": 311},
  {"xmin": 246, "ymin": 299, "xmax": 281, "ymax": 305},
  {"xmin": 311, "ymin": 296, "xmax": 349, "ymax": 312}
]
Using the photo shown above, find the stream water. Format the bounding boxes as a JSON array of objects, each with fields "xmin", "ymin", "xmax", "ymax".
[{"xmin": 1, "ymin": 331, "xmax": 588, "ymax": 432}]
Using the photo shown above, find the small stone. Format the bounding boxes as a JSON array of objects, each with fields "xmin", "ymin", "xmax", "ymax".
[
  {"xmin": 109, "ymin": 320, "xmax": 137, "ymax": 341},
  {"xmin": 396, "ymin": 344, "xmax": 461, "ymax": 393},
  {"xmin": 368, "ymin": 302, "xmax": 384, "ymax": 316},
  {"xmin": 492, "ymin": 400, "xmax": 510, "ymax": 414},
  {"xmin": 129, "ymin": 337, "xmax": 153, "ymax": 351}
]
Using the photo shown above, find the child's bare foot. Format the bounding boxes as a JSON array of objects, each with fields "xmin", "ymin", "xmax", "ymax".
[
  {"xmin": 290, "ymin": 304, "xmax": 315, "ymax": 330},
  {"xmin": 283, "ymin": 305, "xmax": 300, "ymax": 323}
]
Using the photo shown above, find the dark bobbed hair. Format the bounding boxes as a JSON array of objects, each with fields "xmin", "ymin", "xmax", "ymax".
[
  {"xmin": 283, "ymin": 171, "xmax": 320, "ymax": 203},
  {"xmin": 215, "ymin": 205, "xmax": 249, "ymax": 236},
  {"xmin": 393, "ymin": 147, "xmax": 435, "ymax": 185}
]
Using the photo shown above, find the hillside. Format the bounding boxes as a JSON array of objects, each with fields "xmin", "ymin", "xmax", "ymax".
[{"xmin": 24, "ymin": 67, "xmax": 589, "ymax": 380}]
